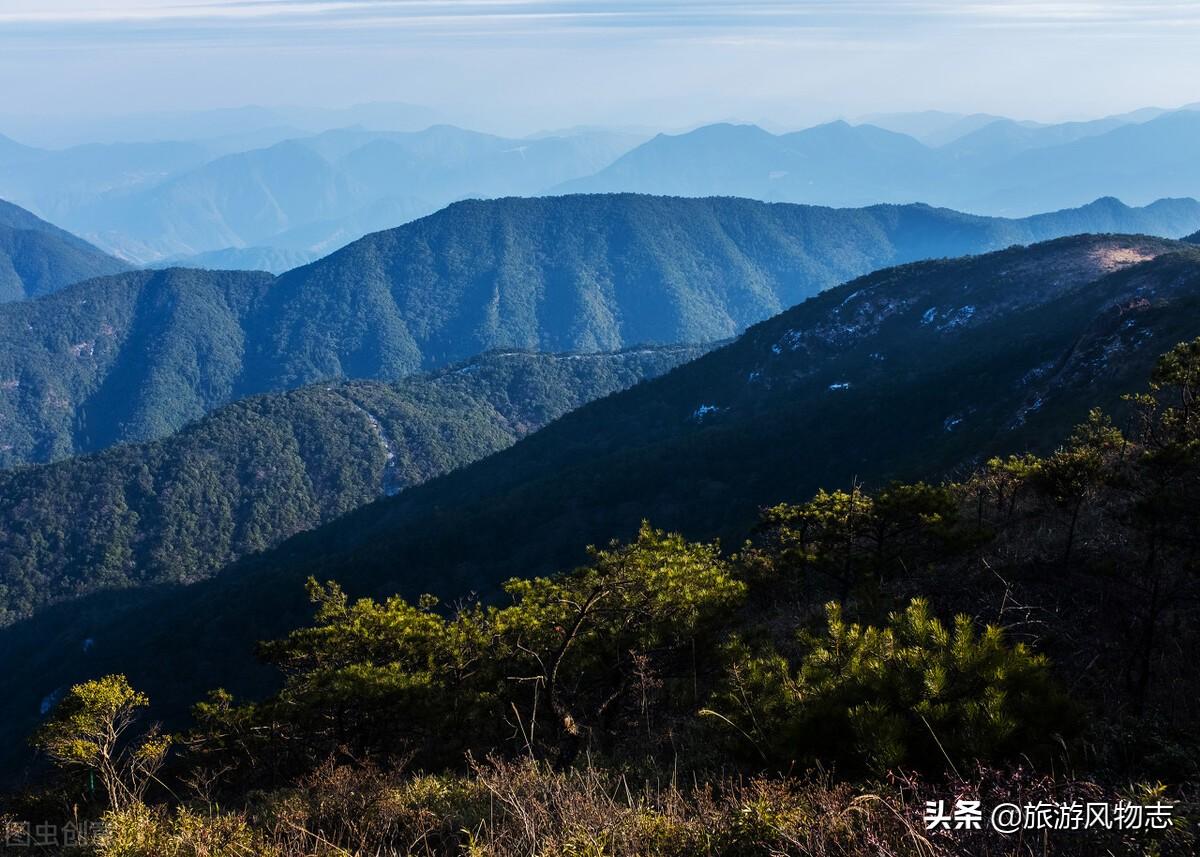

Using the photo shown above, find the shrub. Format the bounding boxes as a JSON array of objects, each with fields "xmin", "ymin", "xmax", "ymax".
[
  {"xmin": 94, "ymin": 802, "xmax": 267, "ymax": 857},
  {"xmin": 708, "ymin": 598, "xmax": 1072, "ymax": 773}
]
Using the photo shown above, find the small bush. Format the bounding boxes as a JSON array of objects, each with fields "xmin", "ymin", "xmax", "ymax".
[{"xmin": 94, "ymin": 802, "xmax": 267, "ymax": 857}]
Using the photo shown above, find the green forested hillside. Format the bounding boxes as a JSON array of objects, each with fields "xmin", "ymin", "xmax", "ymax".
[
  {"xmin": 1, "ymin": 194, "xmax": 1193, "ymax": 466},
  {"xmin": 249, "ymin": 194, "xmax": 1189, "ymax": 384},
  {"xmin": 10, "ymin": 272, "xmax": 1200, "ymax": 857},
  {"xmin": 0, "ymin": 199, "xmax": 129, "ymax": 301},
  {"xmin": 3, "ymin": 234, "xmax": 1199, "ymax": 770},
  {"xmin": 0, "ymin": 346, "xmax": 700, "ymax": 624},
  {"xmin": 114, "ymin": 346, "xmax": 1200, "ymax": 849},
  {"xmin": 0, "ymin": 267, "xmax": 275, "ymax": 464}
]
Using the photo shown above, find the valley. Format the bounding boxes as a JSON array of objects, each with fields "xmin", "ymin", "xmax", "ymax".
[{"xmin": 4, "ymin": 233, "xmax": 1199, "ymax": 783}]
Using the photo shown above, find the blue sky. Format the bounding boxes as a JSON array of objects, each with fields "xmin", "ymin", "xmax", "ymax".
[{"xmin": 2, "ymin": 1, "xmax": 1199, "ymax": 135}]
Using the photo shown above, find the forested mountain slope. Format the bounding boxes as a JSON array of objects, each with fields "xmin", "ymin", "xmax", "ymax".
[
  {"xmin": 0, "ymin": 345, "xmax": 701, "ymax": 624},
  {"xmin": 0, "ymin": 267, "xmax": 275, "ymax": 465},
  {"xmin": 1, "ymin": 193, "xmax": 1192, "ymax": 466},
  {"xmin": 3, "ymin": 234, "xmax": 1198, "ymax": 768},
  {"xmin": 0, "ymin": 199, "xmax": 129, "ymax": 301}
]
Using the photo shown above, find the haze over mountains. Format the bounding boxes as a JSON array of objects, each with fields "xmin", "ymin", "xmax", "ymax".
[
  {"xmin": 2, "ymin": 103, "xmax": 1200, "ymax": 271},
  {"xmin": 858, "ymin": 103, "xmax": 1198, "ymax": 147},
  {"xmin": 0, "ymin": 102, "xmax": 443, "ymax": 149},
  {"xmin": 3, "ymin": 193, "xmax": 1198, "ymax": 469},
  {"xmin": 4, "ymin": 232, "xmax": 1199, "ymax": 766},
  {"xmin": 0, "ymin": 125, "xmax": 644, "ymax": 269},
  {"xmin": 11, "ymin": 0, "xmax": 1200, "ymax": 837},
  {"xmin": 559, "ymin": 109, "xmax": 1200, "ymax": 216}
]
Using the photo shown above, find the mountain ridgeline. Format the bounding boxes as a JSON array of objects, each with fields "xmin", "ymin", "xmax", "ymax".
[
  {"xmin": 15, "ymin": 126, "xmax": 643, "ymax": 266},
  {"xmin": 4, "ymin": 233, "xmax": 1200, "ymax": 767},
  {"xmin": 0, "ymin": 199, "xmax": 128, "ymax": 301},
  {"xmin": 8, "ymin": 108, "xmax": 1200, "ymax": 268},
  {"xmin": 0, "ymin": 346, "xmax": 702, "ymax": 625},
  {"xmin": 168, "ymin": 235, "xmax": 1200, "ymax": 611},
  {"xmin": 2, "ymin": 193, "xmax": 1197, "ymax": 467},
  {"xmin": 555, "ymin": 111, "xmax": 1200, "ymax": 217}
]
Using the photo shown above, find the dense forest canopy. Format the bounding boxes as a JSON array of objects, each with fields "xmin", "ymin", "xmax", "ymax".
[
  {"xmin": 0, "ymin": 346, "xmax": 703, "ymax": 625},
  {"xmin": 14, "ymin": 335, "xmax": 1200, "ymax": 856}
]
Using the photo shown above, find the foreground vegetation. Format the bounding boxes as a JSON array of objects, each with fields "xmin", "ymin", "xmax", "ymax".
[
  {"xmin": 18, "ymin": 760, "xmax": 1183, "ymax": 857},
  {"xmin": 8, "ymin": 338, "xmax": 1200, "ymax": 854},
  {"xmin": 5, "ymin": 234, "xmax": 1198, "ymax": 767}
]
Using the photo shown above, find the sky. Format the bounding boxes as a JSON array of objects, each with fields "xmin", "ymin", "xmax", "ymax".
[{"xmin": 1, "ymin": 0, "xmax": 1199, "ymax": 139}]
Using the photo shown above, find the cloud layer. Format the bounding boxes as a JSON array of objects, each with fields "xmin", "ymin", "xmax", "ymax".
[{"xmin": 1, "ymin": 1, "xmax": 1197, "ymax": 134}]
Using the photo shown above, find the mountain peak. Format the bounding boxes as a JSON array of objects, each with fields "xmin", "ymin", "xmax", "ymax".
[
  {"xmin": 1083, "ymin": 196, "xmax": 1129, "ymax": 210},
  {"xmin": 678, "ymin": 122, "xmax": 777, "ymax": 141}
]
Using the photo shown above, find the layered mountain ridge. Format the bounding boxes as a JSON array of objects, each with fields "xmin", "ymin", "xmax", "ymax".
[
  {"xmin": 3, "ymin": 193, "xmax": 1196, "ymax": 468},
  {"xmin": 3, "ymin": 233, "xmax": 1199, "ymax": 773},
  {"xmin": 557, "ymin": 111, "xmax": 1200, "ymax": 216},
  {"xmin": 5, "ymin": 107, "xmax": 1200, "ymax": 268},
  {"xmin": 2, "ymin": 126, "xmax": 643, "ymax": 267}
]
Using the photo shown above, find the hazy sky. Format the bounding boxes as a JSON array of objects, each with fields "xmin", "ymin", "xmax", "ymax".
[{"xmin": 2, "ymin": 0, "xmax": 1199, "ymax": 136}]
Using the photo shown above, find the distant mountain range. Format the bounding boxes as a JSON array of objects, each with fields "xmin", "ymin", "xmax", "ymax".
[
  {"xmin": 859, "ymin": 104, "xmax": 1200, "ymax": 147},
  {"xmin": 0, "ymin": 101, "xmax": 442, "ymax": 149},
  {"xmin": 3, "ymin": 105, "xmax": 1200, "ymax": 269},
  {"xmin": 0, "ymin": 126, "xmax": 645, "ymax": 268},
  {"xmin": 3, "ymin": 232, "xmax": 1198, "ymax": 766},
  {"xmin": 0, "ymin": 345, "xmax": 703, "ymax": 625},
  {"xmin": 855, "ymin": 110, "xmax": 1013, "ymax": 145},
  {"xmin": 149, "ymin": 244, "xmax": 315, "ymax": 274},
  {"xmin": 4, "ymin": 193, "xmax": 1198, "ymax": 467},
  {"xmin": 0, "ymin": 138, "xmax": 215, "ymax": 228},
  {"xmin": 0, "ymin": 199, "xmax": 128, "ymax": 301},
  {"xmin": 557, "ymin": 109, "xmax": 1200, "ymax": 216}
]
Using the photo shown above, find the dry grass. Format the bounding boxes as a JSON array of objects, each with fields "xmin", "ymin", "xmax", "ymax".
[{"xmin": 78, "ymin": 759, "xmax": 1194, "ymax": 856}]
